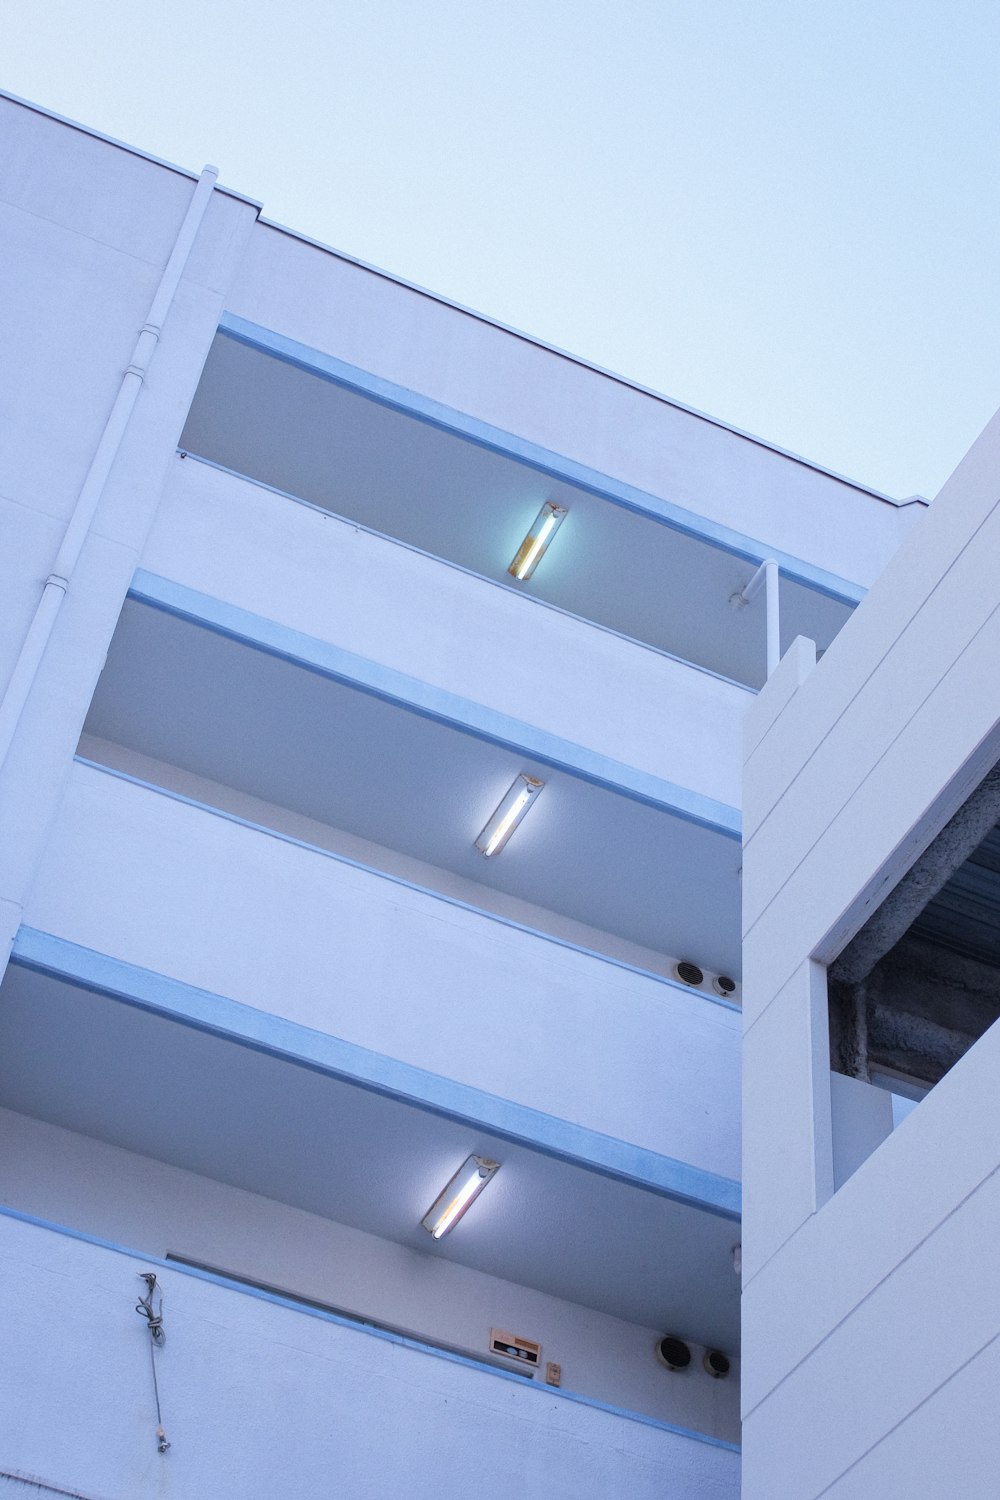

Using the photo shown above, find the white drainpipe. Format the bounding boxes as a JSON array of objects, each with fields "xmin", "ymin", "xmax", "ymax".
[{"xmin": 0, "ymin": 165, "xmax": 219, "ymax": 778}]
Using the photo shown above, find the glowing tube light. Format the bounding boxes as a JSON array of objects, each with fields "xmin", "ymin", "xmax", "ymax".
[
  {"xmin": 508, "ymin": 502, "xmax": 568, "ymax": 581},
  {"xmin": 475, "ymin": 774, "xmax": 543, "ymax": 857},
  {"xmin": 421, "ymin": 1155, "xmax": 500, "ymax": 1239}
]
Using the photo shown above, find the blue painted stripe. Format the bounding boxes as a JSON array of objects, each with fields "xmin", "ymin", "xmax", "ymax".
[
  {"xmin": 73, "ymin": 755, "xmax": 743, "ymax": 1013},
  {"xmin": 219, "ymin": 312, "xmax": 866, "ymax": 608},
  {"xmin": 0, "ymin": 1205, "xmax": 740, "ymax": 1453},
  {"xmin": 128, "ymin": 568, "xmax": 742, "ymax": 840},
  {"xmin": 177, "ymin": 450, "xmax": 757, "ymax": 697},
  {"xmin": 10, "ymin": 927, "xmax": 742, "ymax": 1219}
]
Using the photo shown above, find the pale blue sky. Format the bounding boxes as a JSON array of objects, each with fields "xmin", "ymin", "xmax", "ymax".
[{"xmin": 3, "ymin": 0, "xmax": 997, "ymax": 498}]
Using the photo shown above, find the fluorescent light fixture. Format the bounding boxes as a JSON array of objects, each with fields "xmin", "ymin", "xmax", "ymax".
[
  {"xmin": 422, "ymin": 1155, "xmax": 500, "ymax": 1239},
  {"xmin": 475, "ymin": 774, "xmax": 543, "ymax": 857},
  {"xmin": 508, "ymin": 501, "xmax": 567, "ymax": 581}
]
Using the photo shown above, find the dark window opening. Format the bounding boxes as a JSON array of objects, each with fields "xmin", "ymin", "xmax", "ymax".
[{"xmin": 830, "ymin": 761, "xmax": 1000, "ymax": 1101}]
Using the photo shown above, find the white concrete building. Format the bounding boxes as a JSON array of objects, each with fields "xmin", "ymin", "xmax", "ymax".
[
  {"xmin": 742, "ymin": 407, "xmax": 1000, "ymax": 1497},
  {"xmin": 0, "ymin": 92, "xmax": 921, "ymax": 1498}
]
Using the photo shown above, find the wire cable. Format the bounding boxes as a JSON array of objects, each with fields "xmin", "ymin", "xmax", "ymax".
[{"xmin": 135, "ymin": 1274, "xmax": 170, "ymax": 1453}]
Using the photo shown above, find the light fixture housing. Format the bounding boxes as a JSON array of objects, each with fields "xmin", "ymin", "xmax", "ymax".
[
  {"xmin": 421, "ymin": 1155, "xmax": 500, "ymax": 1239},
  {"xmin": 508, "ymin": 501, "xmax": 567, "ymax": 581},
  {"xmin": 475, "ymin": 774, "xmax": 543, "ymax": 857}
]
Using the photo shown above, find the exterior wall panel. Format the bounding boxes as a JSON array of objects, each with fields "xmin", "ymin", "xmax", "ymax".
[
  {"xmin": 27, "ymin": 762, "xmax": 741, "ymax": 1179},
  {"xmin": 228, "ymin": 225, "xmax": 913, "ymax": 591},
  {"xmin": 0, "ymin": 1107, "xmax": 742, "ymax": 1442},
  {"xmin": 142, "ymin": 456, "xmax": 749, "ymax": 806},
  {"xmin": 0, "ymin": 97, "xmax": 258, "ymax": 962},
  {"xmin": 741, "ymin": 410, "xmax": 1000, "ymax": 1497},
  {"xmin": 0, "ymin": 1212, "xmax": 740, "ymax": 1500}
]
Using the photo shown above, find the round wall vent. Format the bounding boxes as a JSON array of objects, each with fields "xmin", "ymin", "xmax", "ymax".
[
  {"xmin": 713, "ymin": 975, "xmax": 737, "ymax": 997},
  {"xmin": 674, "ymin": 962, "xmax": 704, "ymax": 987},
  {"xmin": 655, "ymin": 1336, "xmax": 692, "ymax": 1371},
  {"xmin": 703, "ymin": 1350, "xmax": 731, "ymax": 1379}
]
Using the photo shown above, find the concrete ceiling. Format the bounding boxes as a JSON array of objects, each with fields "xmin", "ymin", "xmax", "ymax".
[
  {"xmin": 910, "ymin": 823, "xmax": 1000, "ymax": 968},
  {"xmin": 84, "ymin": 599, "xmax": 743, "ymax": 974},
  {"xmin": 180, "ymin": 332, "xmax": 853, "ymax": 690},
  {"xmin": 0, "ymin": 964, "xmax": 741, "ymax": 1350}
]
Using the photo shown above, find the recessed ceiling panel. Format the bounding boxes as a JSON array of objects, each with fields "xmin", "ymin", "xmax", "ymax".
[
  {"xmin": 0, "ymin": 965, "xmax": 741, "ymax": 1348},
  {"xmin": 180, "ymin": 333, "xmax": 853, "ymax": 687},
  {"xmin": 84, "ymin": 601, "xmax": 742, "ymax": 972}
]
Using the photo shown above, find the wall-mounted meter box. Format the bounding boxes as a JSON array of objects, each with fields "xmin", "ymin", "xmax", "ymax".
[{"xmin": 489, "ymin": 1328, "xmax": 541, "ymax": 1368}]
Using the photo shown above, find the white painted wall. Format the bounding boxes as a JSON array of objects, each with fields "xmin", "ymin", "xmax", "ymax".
[
  {"xmin": 0, "ymin": 1106, "xmax": 740, "ymax": 1445},
  {"xmin": 78, "ymin": 732, "xmax": 736, "ymax": 991},
  {"xmin": 741, "ymin": 406, "xmax": 1000, "ymax": 1497},
  {"xmin": 743, "ymin": 1008, "xmax": 1000, "ymax": 1496},
  {"xmin": 0, "ymin": 1205, "xmax": 739, "ymax": 1499},
  {"xmin": 142, "ymin": 455, "xmax": 749, "ymax": 807},
  {"xmin": 27, "ymin": 761, "xmax": 741, "ymax": 1180},
  {"xmin": 0, "ymin": 96, "xmax": 257, "ymax": 957},
  {"xmin": 0, "ymin": 104, "xmax": 747, "ymax": 1498},
  {"xmin": 228, "ymin": 225, "xmax": 917, "ymax": 590}
]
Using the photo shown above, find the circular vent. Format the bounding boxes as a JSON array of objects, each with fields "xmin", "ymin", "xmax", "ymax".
[
  {"xmin": 703, "ymin": 1350, "xmax": 731, "ymax": 1379},
  {"xmin": 656, "ymin": 1336, "xmax": 692, "ymax": 1371},
  {"xmin": 713, "ymin": 975, "xmax": 737, "ymax": 996},
  {"xmin": 675, "ymin": 962, "xmax": 704, "ymax": 987}
]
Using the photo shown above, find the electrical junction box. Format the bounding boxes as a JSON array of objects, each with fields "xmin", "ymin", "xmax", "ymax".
[{"xmin": 489, "ymin": 1328, "xmax": 541, "ymax": 1368}]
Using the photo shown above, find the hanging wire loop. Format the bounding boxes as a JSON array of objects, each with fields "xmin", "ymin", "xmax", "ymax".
[{"xmin": 136, "ymin": 1273, "xmax": 170, "ymax": 1452}]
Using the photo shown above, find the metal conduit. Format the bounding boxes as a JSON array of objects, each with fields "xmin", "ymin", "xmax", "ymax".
[
  {"xmin": 733, "ymin": 558, "xmax": 781, "ymax": 679},
  {"xmin": 0, "ymin": 165, "xmax": 219, "ymax": 778}
]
